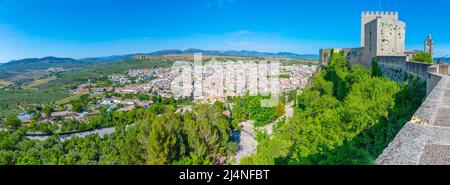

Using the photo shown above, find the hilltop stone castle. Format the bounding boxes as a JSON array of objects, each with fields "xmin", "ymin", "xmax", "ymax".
[
  {"xmin": 320, "ymin": 11, "xmax": 433, "ymax": 67},
  {"xmin": 320, "ymin": 11, "xmax": 450, "ymax": 165}
]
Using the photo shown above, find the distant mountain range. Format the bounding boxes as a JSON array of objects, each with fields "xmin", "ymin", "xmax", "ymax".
[
  {"xmin": 130, "ymin": 48, "xmax": 319, "ymax": 60},
  {"xmin": 0, "ymin": 57, "xmax": 89, "ymax": 72},
  {"xmin": 0, "ymin": 49, "xmax": 319, "ymax": 72},
  {"xmin": 79, "ymin": 49, "xmax": 319, "ymax": 62},
  {"xmin": 3, "ymin": 49, "xmax": 448, "ymax": 73}
]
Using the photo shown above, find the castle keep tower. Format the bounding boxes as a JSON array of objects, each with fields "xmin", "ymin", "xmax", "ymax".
[
  {"xmin": 361, "ymin": 11, "xmax": 399, "ymax": 47},
  {"xmin": 363, "ymin": 11, "xmax": 406, "ymax": 61},
  {"xmin": 320, "ymin": 11, "xmax": 407, "ymax": 68},
  {"xmin": 424, "ymin": 34, "xmax": 434, "ymax": 56}
]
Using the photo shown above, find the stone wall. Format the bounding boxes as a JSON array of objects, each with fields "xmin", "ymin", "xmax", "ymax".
[
  {"xmin": 319, "ymin": 48, "xmax": 365, "ymax": 67},
  {"xmin": 376, "ymin": 56, "xmax": 407, "ymax": 64},
  {"xmin": 319, "ymin": 48, "xmax": 332, "ymax": 65},
  {"xmin": 425, "ymin": 72, "xmax": 443, "ymax": 97},
  {"xmin": 376, "ymin": 56, "xmax": 409, "ymax": 83},
  {"xmin": 346, "ymin": 48, "xmax": 365, "ymax": 67},
  {"xmin": 377, "ymin": 73, "xmax": 450, "ymax": 165},
  {"xmin": 318, "ymin": 10, "xmax": 450, "ymax": 165},
  {"xmin": 376, "ymin": 56, "xmax": 435, "ymax": 94},
  {"xmin": 319, "ymin": 52, "xmax": 449, "ymax": 165},
  {"xmin": 429, "ymin": 64, "xmax": 449, "ymax": 75},
  {"xmin": 321, "ymin": 54, "xmax": 436, "ymax": 92},
  {"xmin": 405, "ymin": 61, "xmax": 433, "ymax": 80},
  {"xmin": 375, "ymin": 55, "xmax": 450, "ymax": 165}
]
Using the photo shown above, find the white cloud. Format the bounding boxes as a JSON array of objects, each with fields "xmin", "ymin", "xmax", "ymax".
[
  {"xmin": 225, "ymin": 40, "xmax": 254, "ymax": 47},
  {"xmin": 227, "ymin": 29, "xmax": 254, "ymax": 36}
]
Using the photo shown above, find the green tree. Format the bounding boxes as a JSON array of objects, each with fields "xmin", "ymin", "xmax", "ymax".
[
  {"xmin": 243, "ymin": 48, "xmax": 423, "ymax": 165},
  {"xmin": 138, "ymin": 94, "xmax": 149, "ymax": 101},
  {"xmin": 139, "ymin": 113, "xmax": 185, "ymax": 165},
  {"xmin": 183, "ymin": 104, "xmax": 231, "ymax": 163},
  {"xmin": 32, "ymin": 112, "xmax": 42, "ymax": 121},
  {"xmin": 371, "ymin": 58, "xmax": 383, "ymax": 77},
  {"xmin": 411, "ymin": 52, "xmax": 433, "ymax": 63},
  {"xmin": 42, "ymin": 105, "xmax": 53, "ymax": 118},
  {"xmin": 71, "ymin": 102, "xmax": 83, "ymax": 113},
  {"xmin": 5, "ymin": 113, "xmax": 21, "ymax": 129},
  {"xmin": 0, "ymin": 150, "xmax": 17, "ymax": 165}
]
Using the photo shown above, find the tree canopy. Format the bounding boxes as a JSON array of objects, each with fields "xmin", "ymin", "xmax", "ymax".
[
  {"xmin": 241, "ymin": 51, "xmax": 425, "ymax": 165},
  {"xmin": 0, "ymin": 51, "xmax": 426, "ymax": 165},
  {"xmin": 411, "ymin": 52, "xmax": 433, "ymax": 63}
]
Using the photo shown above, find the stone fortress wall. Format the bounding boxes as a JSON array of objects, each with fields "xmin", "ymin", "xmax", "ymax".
[
  {"xmin": 320, "ymin": 11, "xmax": 450, "ymax": 165},
  {"xmin": 320, "ymin": 11, "xmax": 407, "ymax": 68},
  {"xmin": 319, "ymin": 48, "xmax": 366, "ymax": 67},
  {"xmin": 376, "ymin": 56, "xmax": 435, "ymax": 94},
  {"xmin": 376, "ymin": 72, "xmax": 450, "ymax": 165}
]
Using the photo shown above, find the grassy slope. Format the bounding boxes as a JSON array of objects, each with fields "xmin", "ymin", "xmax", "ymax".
[{"xmin": 0, "ymin": 90, "xmax": 69, "ymax": 119}]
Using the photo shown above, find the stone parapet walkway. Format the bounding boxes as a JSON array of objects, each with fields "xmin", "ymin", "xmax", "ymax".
[{"xmin": 377, "ymin": 73, "xmax": 450, "ymax": 165}]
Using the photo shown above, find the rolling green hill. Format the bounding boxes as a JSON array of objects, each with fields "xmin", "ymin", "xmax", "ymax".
[{"xmin": 0, "ymin": 57, "xmax": 86, "ymax": 72}]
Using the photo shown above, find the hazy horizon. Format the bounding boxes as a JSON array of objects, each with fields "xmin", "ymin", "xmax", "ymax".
[{"xmin": 0, "ymin": 48, "xmax": 324, "ymax": 63}]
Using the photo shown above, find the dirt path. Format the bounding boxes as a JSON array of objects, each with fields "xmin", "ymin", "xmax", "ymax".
[
  {"xmin": 232, "ymin": 101, "xmax": 295, "ymax": 164},
  {"xmin": 232, "ymin": 120, "xmax": 257, "ymax": 164},
  {"xmin": 259, "ymin": 101, "xmax": 294, "ymax": 135}
]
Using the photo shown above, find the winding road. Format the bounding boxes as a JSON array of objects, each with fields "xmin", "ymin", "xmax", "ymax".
[{"xmin": 26, "ymin": 127, "xmax": 116, "ymax": 141}]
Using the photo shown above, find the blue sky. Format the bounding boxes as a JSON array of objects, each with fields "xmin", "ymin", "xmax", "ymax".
[{"xmin": 0, "ymin": 0, "xmax": 449, "ymax": 62}]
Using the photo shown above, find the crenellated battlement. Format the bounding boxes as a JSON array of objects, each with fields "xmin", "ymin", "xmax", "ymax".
[
  {"xmin": 362, "ymin": 11, "xmax": 398, "ymax": 17},
  {"xmin": 360, "ymin": 11, "xmax": 401, "ymax": 47}
]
